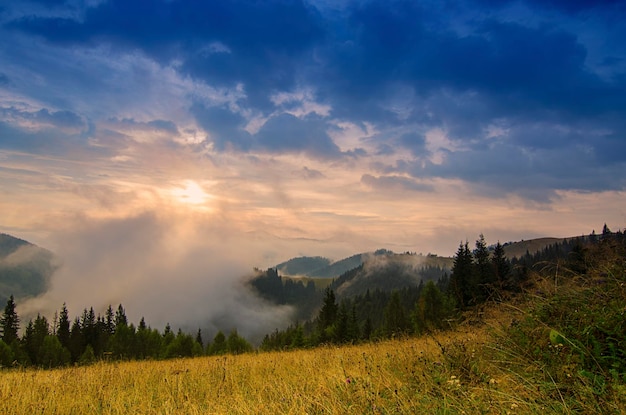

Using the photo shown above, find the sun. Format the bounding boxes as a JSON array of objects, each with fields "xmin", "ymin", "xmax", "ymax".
[{"xmin": 170, "ymin": 180, "xmax": 211, "ymax": 205}]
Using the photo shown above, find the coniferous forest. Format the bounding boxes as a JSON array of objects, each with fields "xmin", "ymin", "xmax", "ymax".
[{"xmin": 1, "ymin": 226, "xmax": 624, "ymax": 371}]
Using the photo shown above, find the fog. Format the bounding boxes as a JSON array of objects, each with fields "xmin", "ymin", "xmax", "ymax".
[{"xmin": 17, "ymin": 210, "xmax": 356, "ymax": 343}]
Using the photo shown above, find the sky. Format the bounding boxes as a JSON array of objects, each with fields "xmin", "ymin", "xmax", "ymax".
[{"xmin": 1, "ymin": 0, "xmax": 625, "ymax": 334}]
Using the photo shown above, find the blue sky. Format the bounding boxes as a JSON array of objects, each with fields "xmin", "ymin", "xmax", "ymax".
[{"xmin": 1, "ymin": 0, "xmax": 626, "ymax": 325}]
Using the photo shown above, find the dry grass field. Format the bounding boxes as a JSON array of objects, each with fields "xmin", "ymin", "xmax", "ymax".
[{"xmin": 3, "ymin": 303, "xmax": 623, "ymax": 415}]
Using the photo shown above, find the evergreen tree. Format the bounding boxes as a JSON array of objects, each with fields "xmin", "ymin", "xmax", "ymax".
[
  {"xmin": 383, "ymin": 291, "xmax": 409, "ymax": 337},
  {"xmin": 290, "ymin": 323, "xmax": 306, "ymax": 349},
  {"xmin": 162, "ymin": 323, "xmax": 175, "ymax": 348},
  {"xmin": 209, "ymin": 331, "xmax": 227, "ymax": 355},
  {"xmin": 68, "ymin": 317, "xmax": 84, "ymax": 362},
  {"xmin": 0, "ymin": 339, "xmax": 14, "ymax": 367},
  {"xmin": 57, "ymin": 303, "xmax": 71, "ymax": 349},
  {"xmin": 347, "ymin": 305, "xmax": 361, "ymax": 342},
  {"xmin": 0, "ymin": 295, "xmax": 20, "ymax": 345},
  {"xmin": 362, "ymin": 316, "xmax": 373, "ymax": 341},
  {"xmin": 412, "ymin": 281, "xmax": 453, "ymax": 333},
  {"xmin": 24, "ymin": 314, "xmax": 49, "ymax": 365},
  {"xmin": 335, "ymin": 302, "xmax": 349, "ymax": 343},
  {"xmin": 473, "ymin": 234, "xmax": 494, "ymax": 301},
  {"xmin": 38, "ymin": 335, "xmax": 70, "ymax": 368},
  {"xmin": 105, "ymin": 305, "xmax": 115, "ymax": 335},
  {"xmin": 109, "ymin": 323, "xmax": 136, "ymax": 359},
  {"xmin": 317, "ymin": 288, "xmax": 338, "ymax": 342},
  {"xmin": 115, "ymin": 304, "xmax": 128, "ymax": 329},
  {"xmin": 491, "ymin": 242, "xmax": 510, "ymax": 290},
  {"xmin": 226, "ymin": 329, "xmax": 253, "ymax": 354},
  {"xmin": 448, "ymin": 242, "xmax": 473, "ymax": 308},
  {"xmin": 195, "ymin": 328, "xmax": 203, "ymax": 349}
]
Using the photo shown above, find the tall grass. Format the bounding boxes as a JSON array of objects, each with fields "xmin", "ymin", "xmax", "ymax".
[
  {"xmin": 3, "ymin": 314, "xmax": 623, "ymax": 414},
  {"xmin": 1, "ymin": 238, "xmax": 624, "ymax": 414}
]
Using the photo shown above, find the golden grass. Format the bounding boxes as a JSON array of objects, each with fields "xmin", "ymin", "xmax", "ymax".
[{"xmin": 1, "ymin": 304, "xmax": 624, "ymax": 414}]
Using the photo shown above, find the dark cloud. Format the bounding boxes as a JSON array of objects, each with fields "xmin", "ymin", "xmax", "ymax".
[
  {"xmin": 255, "ymin": 113, "xmax": 341, "ymax": 159},
  {"xmin": 34, "ymin": 108, "xmax": 86, "ymax": 129},
  {"xmin": 476, "ymin": 0, "xmax": 626, "ymax": 14},
  {"xmin": 413, "ymin": 142, "xmax": 626, "ymax": 200},
  {"xmin": 399, "ymin": 132, "xmax": 428, "ymax": 156},
  {"xmin": 191, "ymin": 103, "xmax": 253, "ymax": 151},
  {"xmin": 8, "ymin": 0, "xmax": 324, "ymax": 101},
  {"xmin": 1, "ymin": 0, "xmax": 625, "ymax": 196}
]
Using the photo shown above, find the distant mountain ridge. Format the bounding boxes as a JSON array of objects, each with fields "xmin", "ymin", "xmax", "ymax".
[
  {"xmin": 276, "ymin": 249, "xmax": 396, "ymax": 279},
  {"xmin": 0, "ymin": 233, "xmax": 56, "ymax": 304},
  {"xmin": 274, "ymin": 235, "xmax": 582, "ymax": 281}
]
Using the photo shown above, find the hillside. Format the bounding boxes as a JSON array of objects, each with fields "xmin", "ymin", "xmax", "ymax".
[
  {"xmin": 0, "ymin": 233, "xmax": 56, "ymax": 303},
  {"xmin": 276, "ymin": 253, "xmax": 367, "ymax": 278},
  {"xmin": 502, "ymin": 237, "xmax": 566, "ymax": 259}
]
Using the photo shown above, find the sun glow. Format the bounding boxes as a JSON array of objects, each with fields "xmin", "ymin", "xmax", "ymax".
[{"xmin": 170, "ymin": 180, "xmax": 211, "ymax": 205}]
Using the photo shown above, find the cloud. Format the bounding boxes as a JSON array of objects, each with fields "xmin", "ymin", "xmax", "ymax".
[
  {"xmin": 292, "ymin": 166, "xmax": 325, "ymax": 180},
  {"xmin": 361, "ymin": 174, "xmax": 434, "ymax": 194},
  {"xmin": 2, "ymin": 0, "xmax": 626, "ymax": 336},
  {"xmin": 255, "ymin": 113, "xmax": 341, "ymax": 159},
  {"xmin": 17, "ymin": 212, "xmax": 297, "ymax": 342}
]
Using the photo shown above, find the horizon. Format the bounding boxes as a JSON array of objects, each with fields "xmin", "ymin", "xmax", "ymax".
[{"xmin": 1, "ymin": 0, "xmax": 625, "ymax": 335}]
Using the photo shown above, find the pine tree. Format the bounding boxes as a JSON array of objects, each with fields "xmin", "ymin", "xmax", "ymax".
[
  {"xmin": 412, "ymin": 281, "xmax": 452, "ymax": 333},
  {"xmin": 0, "ymin": 295, "xmax": 20, "ymax": 345},
  {"xmin": 105, "ymin": 305, "xmax": 115, "ymax": 335},
  {"xmin": 209, "ymin": 331, "xmax": 227, "ymax": 355},
  {"xmin": 57, "ymin": 303, "xmax": 71, "ymax": 349},
  {"xmin": 383, "ymin": 291, "xmax": 409, "ymax": 337},
  {"xmin": 347, "ymin": 305, "xmax": 360, "ymax": 342},
  {"xmin": 195, "ymin": 328, "xmax": 203, "ymax": 349},
  {"xmin": 68, "ymin": 317, "xmax": 84, "ymax": 362},
  {"xmin": 335, "ymin": 302, "xmax": 349, "ymax": 343},
  {"xmin": 448, "ymin": 242, "xmax": 473, "ymax": 308},
  {"xmin": 317, "ymin": 288, "xmax": 338, "ymax": 342},
  {"xmin": 115, "ymin": 304, "xmax": 127, "ymax": 329},
  {"xmin": 491, "ymin": 242, "xmax": 510, "ymax": 290},
  {"xmin": 473, "ymin": 234, "xmax": 494, "ymax": 301}
]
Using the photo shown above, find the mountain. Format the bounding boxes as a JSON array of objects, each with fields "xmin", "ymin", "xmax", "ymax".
[
  {"xmin": 0, "ymin": 233, "xmax": 56, "ymax": 304},
  {"xmin": 501, "ymin": 237, "xmax": 579, "ymax": 259},
  {"xmin": 276, "ymin": 249, "xmax": 397, "ymax": 279},
  {"xmin": 330, "ymin": 251, "xmax": 453, "ymax": 298}
]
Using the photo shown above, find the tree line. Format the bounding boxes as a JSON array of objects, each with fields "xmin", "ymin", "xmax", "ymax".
[
  {"xmin": 2, "ymin": 226, "xmax": 622, "ymax": 366},
  {"xmin": 0, "ymin": 301, "xmax": 252, "ymax": 368},
  {"xmin": 259, "ymin": 228, "xmax": 625, "ymax": 351}
]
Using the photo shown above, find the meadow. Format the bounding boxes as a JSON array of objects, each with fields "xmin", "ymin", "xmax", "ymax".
[
  {"xmin": 2, "ymin": 300, "xmax": 624, "ymax": 415},
  {"xmin": 2, "ymin": 235, "xmax": 625, "ymax": 414}
]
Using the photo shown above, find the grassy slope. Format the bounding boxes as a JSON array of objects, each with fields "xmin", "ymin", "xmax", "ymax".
[
  {"xmin": 2, "ymin": 239, "xmax": 625, "ymax": 414},
  {"xmin": 2, "ymin": 298, "xmax": 624, "ymax": 414}
]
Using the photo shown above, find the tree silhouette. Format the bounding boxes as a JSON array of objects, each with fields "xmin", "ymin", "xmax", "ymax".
[{"xmin": 0, "ymin": 295, "xmax": 20, "ymax": 345}]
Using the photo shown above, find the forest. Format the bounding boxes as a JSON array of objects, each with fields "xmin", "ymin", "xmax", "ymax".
[{"xmin": 0, "ymin": 225, "xmax": 623, "ymax": 370}]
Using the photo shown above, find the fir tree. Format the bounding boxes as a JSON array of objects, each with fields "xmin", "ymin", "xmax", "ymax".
[
  {"xmin": 0, "ymin": 295, "xmax": 20, "ymax": 345},
  {"xmin": 448, "ymin": 242, "xmax": 473, "ymax": 308},
  {"xmin": 57, "ymin": 303, "xmax": 71, "ymax": 349},
  {"xmin": 317, "ymin": 288, "xmax": 338, "ymax": 342},
  {"xmin": 195, "ymin": 328, "xmax": 203, "ymax": 349},
  {"xmin": 383, "ymin": 291, "xmax": 409, "ymax": 337},
  {"xmin": 115, "ymin": 304, "xmax": 128, "ymax": 329},
  {"xmin": 491, "ymin": 242, "xmax": 510, "ymax": 290},
  {"xmin": 473, "ymin": 234, "xmax": 494, "ymax": 301}
]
